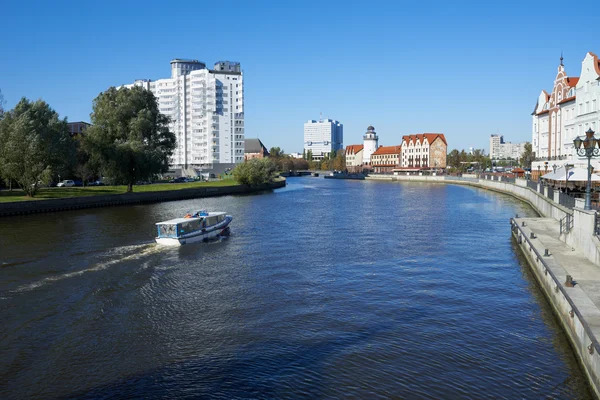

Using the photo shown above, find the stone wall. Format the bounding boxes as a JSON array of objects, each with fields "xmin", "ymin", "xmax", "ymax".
[{"xmin": 0, "ymin": 180, "xmax": 286, "ymax": 217}]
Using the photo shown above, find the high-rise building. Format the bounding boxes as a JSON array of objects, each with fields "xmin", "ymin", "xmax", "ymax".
[
  {"xmin": 490, "ymin": 134, "xmax": 503, "ymax": 159},
  {"xmin": 303, "ymin": 118, "xmax": 343, "ymax": 160},
  {"xmin": 121, "ymin": 59, "xmax": 244, "ymax": 175}
]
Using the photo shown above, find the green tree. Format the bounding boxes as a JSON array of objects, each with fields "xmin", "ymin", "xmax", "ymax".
[
  {"xmin": 232, "ymin": 158, "xmax": 277, "ymax": 185},
  {"xmin": 83, "ymin": 86, "xmax": 176, "ymax": 192},
  {"xmin": 447, "ymin": 149, "xmax": 460, "ymax": 169},
  {"xmin": 332, "ymin": 149, "xmax": 346, "ymax": 171},
  {"xmin": 0, "ymin": 89, "xmax": 5, "ymax": 119},
  {"xmin": 269, "ymin": 147, "xmax": 284, "ymax": 158},
  {"xmin": 306, "ymin": 149, "xmax": 313, "ymax": 162},
  {"xmin": 0, "ymin": 98, "xmax": 75, "ymax": 197},
  {"xmin": 302, "ymin": 148, "xmax": 306, "ymax": 160},
  {"xmin": 521, "ymin": 142, "xmax": 534, "ymax": 169}
]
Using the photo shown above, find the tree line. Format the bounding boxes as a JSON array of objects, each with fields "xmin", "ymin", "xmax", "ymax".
[{"xmin": 0, "ymin": 86, "xmax": 176, "ymax": 196}]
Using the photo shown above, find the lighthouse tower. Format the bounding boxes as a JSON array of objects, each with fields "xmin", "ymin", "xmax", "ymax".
[{"xmin": 363, "ymin": 125, "xmax": 379, "ymax": 165}]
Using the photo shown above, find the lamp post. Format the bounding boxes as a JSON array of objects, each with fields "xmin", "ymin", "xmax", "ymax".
[
  {"xmin": 573, "ymin": 128, "xmax": 600, "ymax": 210},
  {"xmin": 537, "ymin": 165, "xmax": 541, "ymax": 181}
]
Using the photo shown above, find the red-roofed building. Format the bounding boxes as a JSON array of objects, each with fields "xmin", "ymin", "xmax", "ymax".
[
  {"xmin": 400, "ymin": 134, "xmax": 447, "ymax": 169},
  {"xmin": 345, "ymin": 144, "xmax": 364, "ymax": 172},
  {"xmin": 371, "ymin": 145, "xmax": 402, "ymax": 174}
]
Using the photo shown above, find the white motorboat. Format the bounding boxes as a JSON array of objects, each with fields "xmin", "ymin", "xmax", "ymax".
[{"xmin": 155, "ymin": 211, "xmax": 232, "ymax": 246}]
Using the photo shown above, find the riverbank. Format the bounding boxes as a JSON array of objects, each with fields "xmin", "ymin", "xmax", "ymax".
[{"xmin": 0, "ymin": 179, "xmax": 285, "ymax": 217}]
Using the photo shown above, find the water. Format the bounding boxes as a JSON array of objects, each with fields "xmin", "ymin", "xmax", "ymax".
[{"xmin": 0, "ymin": 177, "xmax": 592, "ymax": 399}]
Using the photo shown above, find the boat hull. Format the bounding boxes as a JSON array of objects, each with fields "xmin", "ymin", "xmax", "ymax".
[{"xmin": 155, "ymin": 216, "xmax": 232, "ymax": 246}]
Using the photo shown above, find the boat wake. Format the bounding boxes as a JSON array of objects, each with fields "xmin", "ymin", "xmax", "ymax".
[{"xmin": 11, "ymin": 243, "xmax": 161, "ymax": 293}]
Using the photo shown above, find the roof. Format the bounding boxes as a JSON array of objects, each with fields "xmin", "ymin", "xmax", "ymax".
[
  {"xmin": 345, "ymin": 144, "xmax": 364, "ymax": 154},
  {"xmin": 590, "ymin": 52, "xmax": 600, "ymax": 75},
  {"xmin": 244, "ymin": 138, "xmax": 268, "ymax": 154},
  {"xmin": 558, "ymin": 95, "xmax": 576, "ymax": 105},
  {"xmin": 156, "ymin": 211, "xmax": 226, "ymax": 225},
  {"xmin": 372, "ymin": 145, "xmax": 401, "ymax": 155},
  {"xmin": 566, "ymin": 77, "xmax": 579, "ymax": 87},
  {"xmin": 402, "ymin": 133, "xmax": 447, "ymax": 146}
]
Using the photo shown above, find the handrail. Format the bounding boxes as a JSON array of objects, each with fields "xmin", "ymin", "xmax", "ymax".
[{"xmin": 511, "ymin": 218, "xmax": 600, "ymax": 354}]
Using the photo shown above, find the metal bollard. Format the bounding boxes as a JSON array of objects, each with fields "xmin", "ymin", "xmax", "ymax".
[
  {"xmin": 544, "ymin": 249, "xmax": 550, "ymax": 257},
  {"xmin": 565, "ymin": 275, "xmax": 574, "ymax": 287},
  {"xmin": 530, "ymin": 232, "xmax": 536, "ymax": 239}
]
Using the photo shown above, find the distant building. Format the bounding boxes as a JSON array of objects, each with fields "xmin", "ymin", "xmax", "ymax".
[
  {"xmin": 288, "ymin": 152, "xmax": 303, "ymax": 159},
  {"xmin": 120, "ymin": 58, "xmax": 244, "ymax": 175},
  {"xmin": 400, "ymin": 134, "xmax": 447, "ymax": 169},
  {"xmin": 371, "ymin": 145, "xmax": 402, "ymax": 174},
  {"xmin": 345, "ymin": 145, "xmax": 364, "ymax": 172},
  {"xmin": 67, "ymin": 121, "xmax": 91, "ymax": 137},
  {"xmin": 489, "ymin": 134, "xmax": 526, "ymax": 160},
  {"xmin": 304, "ymin": 118, "xmax": 343, "ymax": 160},
  {"xmin": 362, "ymin": 125, "xmax": 379, "ymax": 165},
  {"xmin": 244, "ymin": 138, "xmax": 269, "ymax": 160}
]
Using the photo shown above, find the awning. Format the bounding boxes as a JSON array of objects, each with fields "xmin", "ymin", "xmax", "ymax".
[{"xmin": 543, "ymin": 166, "xmax": 600, "ymax": 182}]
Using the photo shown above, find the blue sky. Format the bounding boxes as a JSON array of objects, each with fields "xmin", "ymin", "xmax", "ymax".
[{"xmin": 1, "ymin": 0, "xmax": 598, "ymax": 153}]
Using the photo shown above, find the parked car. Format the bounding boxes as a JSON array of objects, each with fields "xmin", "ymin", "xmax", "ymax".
[
  {"xmin": 73, "ymin": 180, "xmax": 83, "ymax": 187},
  {"xmin": 88, "ymin": 180, "xmax": 105, "ymax": 186},
  {"xmin": 169, "ymin": 177, "xmax": 187, "ymax": 183},
  {"xmin": 57, "ymin": 180, "xmax": 75, "ymax": 187},
  {"xmin": 183, "ymin": 177, "xmax": 195, "ymax": 183}
]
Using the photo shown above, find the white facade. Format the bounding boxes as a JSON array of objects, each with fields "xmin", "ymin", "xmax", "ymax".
[
  {"xmin": 122, "ymin": 59, "xmax": 244, "ymax": 173},
  {"xmin": 532, "ymin": 52, "xmax": 600, "ymax": 174},
  {"xmin": 303, "ymin": 119, "xmax": 343, "ymax": 160},
  {"xmin": 362, "ymin": 126, "xmax": 379, "ymax": 164},
  {"xmin": 490, "ymin": 134, "xmax": 527, "ymax": 160}
]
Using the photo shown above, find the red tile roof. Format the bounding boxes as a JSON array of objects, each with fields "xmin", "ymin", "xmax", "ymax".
[
  {"xmin": 566, "ymin": 77, "xmax": 579, "ymax": 87},
  {"xmin": 402, "ymin": 133, "xmax": 447, "ymax": 146},
  {"xmin": 372, "ymin": 145, "xmax": 401, "ymax": 155},
  {"xmin": 591, "ymin": 52, "xmax": 600, "ymax": 75},
  {"xmin": 558, "ymin": 95, "xmax": 576, "ymax": 105},
  {"xmin": 345, "ymin": 144, "xmax": 364, "ymax": 154}
]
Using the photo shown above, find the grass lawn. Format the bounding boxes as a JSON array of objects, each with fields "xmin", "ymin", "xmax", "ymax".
[{"xmin": 0, "ymin": 179, "xmax": 240, "ymax": 203}]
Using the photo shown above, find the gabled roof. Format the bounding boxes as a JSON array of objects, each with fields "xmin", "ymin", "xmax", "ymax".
[
  {"xmin": 590, "ymin": 52, "xmax": 600, "ymax": 75},
  {"xmin": 402, "ymin": 133, "xmax": 447, "ymax": 146},
  {"xmin": 566, "ymin": 77, "xmax": 579, "ymax": 87},
  {"xmin": 244, "ymin": 138, "xmax": 268, "ymax": 154},
  {"xmin": 345, "ymin": 144, "xmax": 364, "ymax": 154},
  {"xmin": 372, "ymin": 145, "xmax": 401, "ymax": 155}
]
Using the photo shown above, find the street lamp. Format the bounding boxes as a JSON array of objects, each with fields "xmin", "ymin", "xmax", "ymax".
[
  {"xmin": 537, "ymin": 165, "xmax": 541, "ymax": 181},
  {"xmin": 573, "ymin": 128, "xmax": 600, "ymax": 210}
]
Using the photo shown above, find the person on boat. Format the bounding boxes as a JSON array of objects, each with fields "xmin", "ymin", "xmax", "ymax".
[{"xmin": 184, "ymin": 213, "xmax": 192, "ymax": 218}]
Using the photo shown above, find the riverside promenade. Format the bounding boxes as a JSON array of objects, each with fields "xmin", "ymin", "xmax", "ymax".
[{"xmin": 368, "ymin": 173, "xmax": 600, "ymax": 398}]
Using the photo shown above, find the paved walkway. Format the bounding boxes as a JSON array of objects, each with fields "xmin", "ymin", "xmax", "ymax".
[{"xmin": 515, "ymin": 217, "xmax": 600, "ymax": 337}]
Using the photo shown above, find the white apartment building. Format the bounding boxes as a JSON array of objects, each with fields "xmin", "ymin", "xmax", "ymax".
[
  {"xmin": 304, "ymin": 119, "xmax": 343, "ymax": 160},
  {"xmin": 532, "ymin": 52, "xmax": 600, "ymax": 178},
  {"xmin": 122, "ymin": 59, "xmax": 244, "ymax": 175},
  {"xmin": 489, "ymin": 135, "xmax": 527, "ymax": 160}
]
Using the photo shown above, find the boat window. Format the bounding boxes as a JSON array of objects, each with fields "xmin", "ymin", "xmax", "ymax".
[
  {"xmin": 179, "ymin": 219, "xmax": 202, "ymax": 235},
  {"xmin": 158, "ymin": 224, "xmax": 178, "ymax": 238},
  {"xmin": 217, "ymin": 215, "xmax": 225, "ymax": 222},
  {"xmin": 206, "ymin": 216, "xmax": 218, "ymax": 226}
]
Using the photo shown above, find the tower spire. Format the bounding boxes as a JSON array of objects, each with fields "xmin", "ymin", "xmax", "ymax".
[{"xmin": 560, "ymin": 51, "xmax": 564, "ymax": 66}]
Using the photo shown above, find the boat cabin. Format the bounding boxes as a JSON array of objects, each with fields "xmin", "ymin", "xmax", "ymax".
[{"xmin": 156, "ymin": 212, "xmax": 227, "ymax": 239}]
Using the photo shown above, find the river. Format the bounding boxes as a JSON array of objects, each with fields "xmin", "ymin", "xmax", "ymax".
[{"xmin": 0, "ymin": 177, "xmax": 592, "ymax": 399}]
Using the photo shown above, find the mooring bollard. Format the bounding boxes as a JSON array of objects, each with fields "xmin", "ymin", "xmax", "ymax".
[
  {"xmin": 566, "ymin": 275, "xmax": 574, "ymax": 287},
  {"xmin": 530, "ymin": 232, "xmax": 536, "ymax": 239},
  {"xmin": 522, "ymin": 221, "xmax": 526, "ymax": 227},
  {"xmin": 544, "ymin": 249, "xmax": 550, "ymax": 257}
]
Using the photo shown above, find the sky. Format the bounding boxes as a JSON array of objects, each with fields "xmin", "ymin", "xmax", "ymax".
[{"xmin": 1, "ymin": 0, "xmax": 599, "ymax": 153}]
